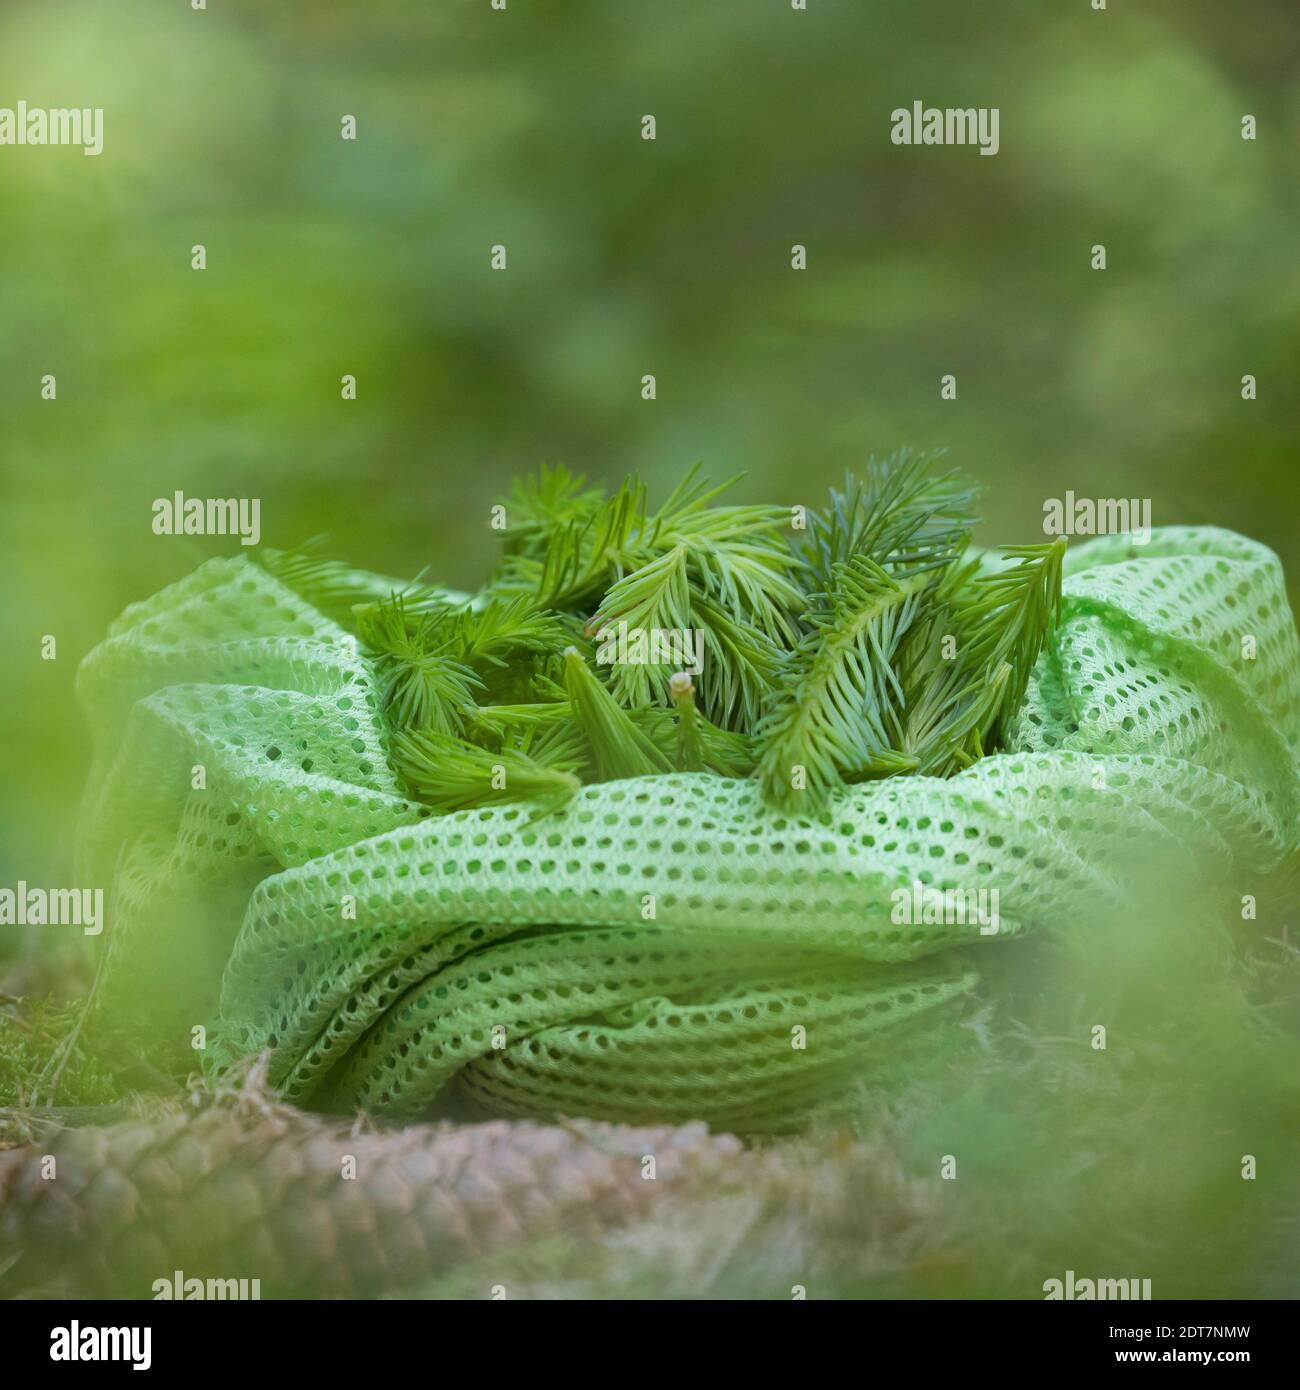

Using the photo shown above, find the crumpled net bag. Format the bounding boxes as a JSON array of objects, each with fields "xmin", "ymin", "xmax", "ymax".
[{"xmin": 77, "ymin": 527, "xmax": 1300, "ymax": 1132}]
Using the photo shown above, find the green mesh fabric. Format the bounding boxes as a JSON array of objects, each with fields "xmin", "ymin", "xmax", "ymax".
[{"xmin": 77, "ymin": 527, "xmax": 1300, "ymax": 1130}]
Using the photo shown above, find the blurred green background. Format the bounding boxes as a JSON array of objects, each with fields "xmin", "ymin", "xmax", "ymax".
[{"xmin": 2, "ymin": 0, "xmax": 1298, "ymax": 882}]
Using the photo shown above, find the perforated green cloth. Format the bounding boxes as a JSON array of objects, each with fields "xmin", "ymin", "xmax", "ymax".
[{"xmin": 77, "ymin": 527, "xmax": 1300, "ymax": 1130}]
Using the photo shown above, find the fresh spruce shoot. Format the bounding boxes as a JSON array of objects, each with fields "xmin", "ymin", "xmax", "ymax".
[{"xmin": 258, "ymin": 451, "xmax": 1065, "ymax": 816}]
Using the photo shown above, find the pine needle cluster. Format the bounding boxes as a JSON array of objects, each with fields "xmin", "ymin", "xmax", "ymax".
[{"xmin": 258, "ymin": 452, "xmax": 1064, "ymax": 816}]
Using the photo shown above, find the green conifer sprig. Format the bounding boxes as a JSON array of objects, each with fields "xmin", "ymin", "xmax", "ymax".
[
  {"xmin": 757, "ymin": 559, "xmax": 938, "ymax": 807},
  {"xmin": 438, "ymin": 596, "xmax": 572, "ymax": 672},
  {"xmin": 796, "ymin": 449, "xmax": 979, "ymax": 589},
  {"xmin": 563, "ymin": 646, "xmax": 674, "ymax": 780},
  {"xmin": 690, "ymin": 594, "xmax": 783, "ymax": 732},
  {"xmin": 666, "ymin": 673, "xmax": 758, "ymax": 776},
  {"xmin": 467, "ymin": 700, "xmax": 573, "ymax": 742},
  {"xmin": 392, "ymin": 728, "xmax": 581, "ymax": 815},
  {"xmin": 360, "ymin": 594, "xmax": 482, "ymax": 734},
  {"xmin": 893, "ymin": 541, "xmax": 1066, "ymax": 774},
  {"xmin": 500, "ymin": 463, "xmax": 606, "ymax": 555}
]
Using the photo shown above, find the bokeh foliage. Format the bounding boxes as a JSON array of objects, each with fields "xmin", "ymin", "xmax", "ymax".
[{"xmin": 0, "ymin": 0, "xmax": 1297, "ymax": 1298}]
